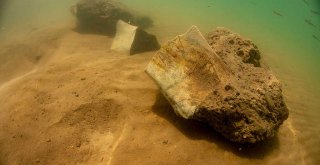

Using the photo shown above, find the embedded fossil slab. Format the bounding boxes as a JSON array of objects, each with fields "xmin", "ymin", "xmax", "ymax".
[{"xmin": 111, "ymin": 20, "xmax": 160, "ymax": 55}]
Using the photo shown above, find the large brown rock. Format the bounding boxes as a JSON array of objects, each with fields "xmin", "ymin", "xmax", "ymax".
[
  {"xmin": 146, "ymin": 26, "xmax": 289, "ymax": 143},
  {"xmin": 75, "ymin": 0, "xmax": 153, "ymax": 35}
]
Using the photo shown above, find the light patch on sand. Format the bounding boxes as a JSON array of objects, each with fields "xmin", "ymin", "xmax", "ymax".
[
  {"xmin": 0, "ymin": 68, "xmax": 37, "ymax": 94},
  {"xmin": 107, "ymin": 123, "xmax": 129, "ymax": 165}
]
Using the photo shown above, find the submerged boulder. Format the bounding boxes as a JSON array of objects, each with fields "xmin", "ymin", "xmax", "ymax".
[
  {"xmin": 75, "ymin": 0, "xmax": 153, "ymax": 35},
  {"xmin": 146, "ymin": 26, "xmax": 288, "ymax": 143},
  {"xmin": 111, "ymin": 20, "xmax": 160, "ymax": 55}
]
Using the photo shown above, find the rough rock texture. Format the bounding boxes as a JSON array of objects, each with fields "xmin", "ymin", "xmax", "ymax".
[
  {"xmin": 146, "ymin": 26, "xmax": 289, "ymax": 143},
  {"xmin": 75, "ymin": 0, "xmax": 153, "ymax": 35},
  {"xmin": 206, "ymin": 28, "xmax": 261, "ymax": 67},
  {"xmin": 111, "ymin": 20, "xmax": 160, "ymax": 55}
]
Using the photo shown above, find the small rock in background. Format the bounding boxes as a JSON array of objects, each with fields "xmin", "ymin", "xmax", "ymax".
[{"xmin": 111, "ymin": 20, "xmax": 160, "ymax": 55}]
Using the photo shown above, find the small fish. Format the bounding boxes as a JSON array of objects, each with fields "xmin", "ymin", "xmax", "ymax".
[
  {"xmin": 311, "ymin": 10, "xmax": 320, "ymax": 15},
  {"xmin": 305, "ymin": 19, "xmax": 318, "ymax": 29},
  {"xmin": 312, "ymin": 35, "xmax": 320, "ymax": 42},
  {"xmin": 273, "ymin": 11, "xmax": 283, "ymax": 17}
]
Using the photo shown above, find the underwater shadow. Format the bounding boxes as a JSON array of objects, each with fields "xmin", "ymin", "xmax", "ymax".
[
  {"xmin": 152, "ymin": 92, "xmax": 280, "ymax": 159},
  {"xmin": 72, "ymin": 26, "xmax": 116, "ymax": 37}
]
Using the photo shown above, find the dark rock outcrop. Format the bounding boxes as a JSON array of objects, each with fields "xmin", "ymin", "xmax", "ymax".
[
  {"xmin": 146, "ymin": 26, "xmax": 288, "ymax": 143},
  {"xmin": 75, "ymin": 0, "xmax": 153, "ymax": 35}
]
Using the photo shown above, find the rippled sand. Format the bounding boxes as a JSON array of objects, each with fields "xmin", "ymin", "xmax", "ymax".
[{"xmin": 0, "ymin": 24, "xmax": 308, "ymax": 164}]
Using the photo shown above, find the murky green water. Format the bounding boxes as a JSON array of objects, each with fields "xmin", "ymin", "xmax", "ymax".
[
  {"xmin": 120, "ymin": 1, "xmax": 320, "ymax": 164},
  {"xmin": 0, "ymin": 0, "xmax": 319, "ymax": 164}
]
